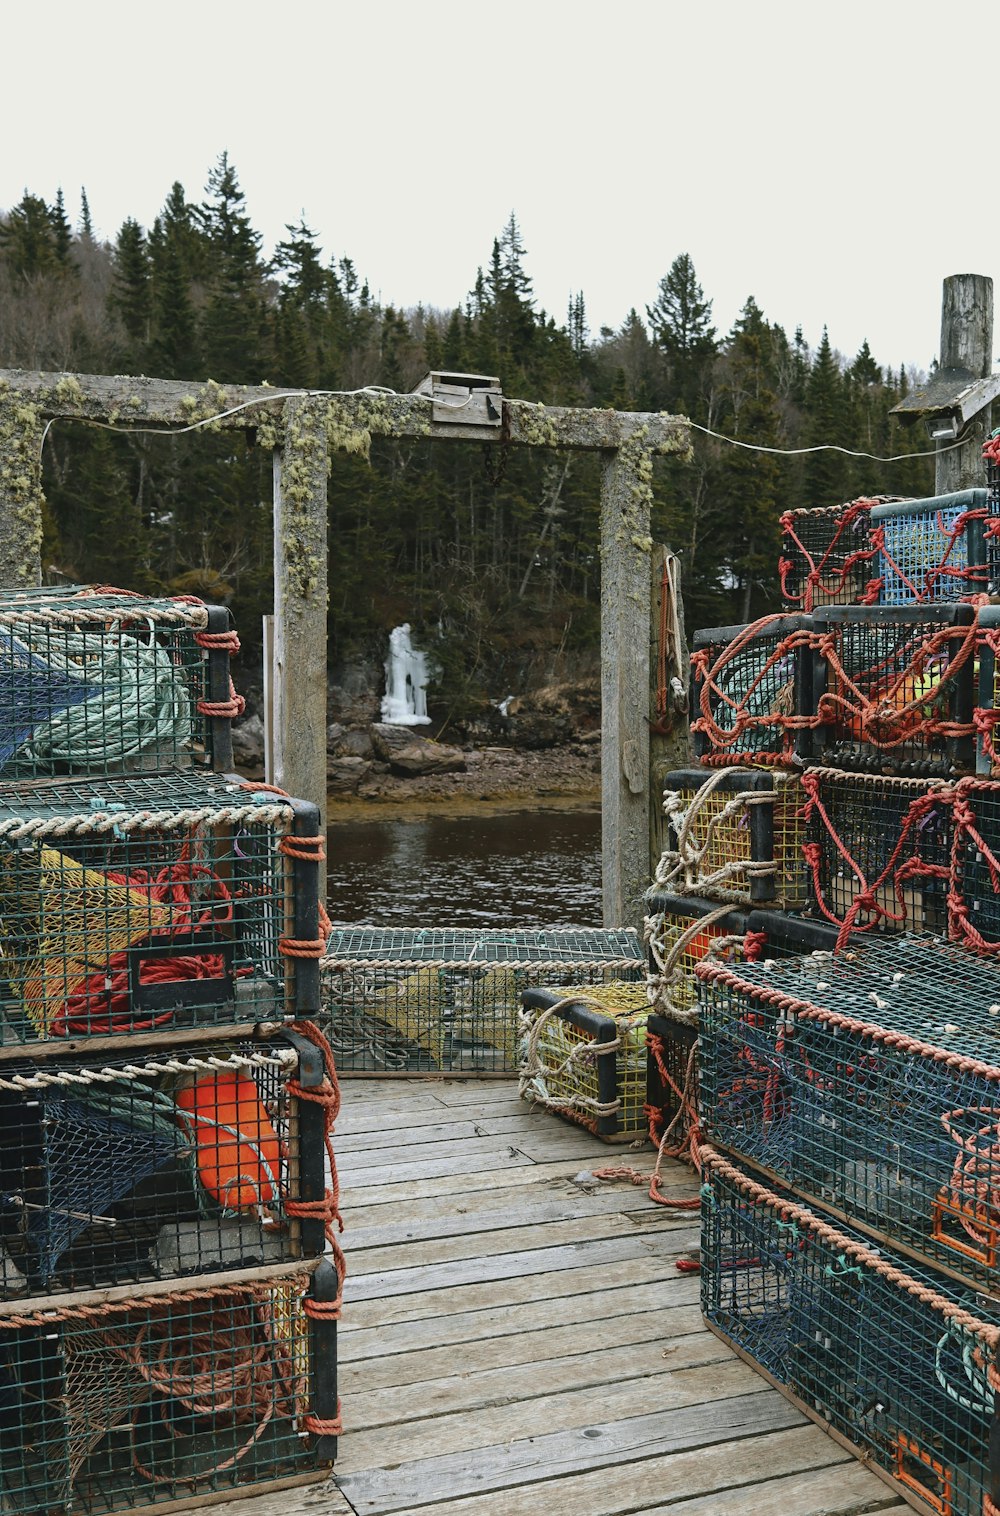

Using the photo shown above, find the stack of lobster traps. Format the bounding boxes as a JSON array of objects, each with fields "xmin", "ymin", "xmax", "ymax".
[
  {"xmin": 662, "ymin": 441, "xmax": 1000, "ymax": 1512},
  {"xmin": 0, "ymin": 585, "xmax": 342, "ymax": 1515}
]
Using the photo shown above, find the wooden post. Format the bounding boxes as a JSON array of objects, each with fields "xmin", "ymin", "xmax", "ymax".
[
  {"xmin": 936, "ymin": 273, "xmax": 994, "ymax": 494},
  {"xmin": 600, "ymin": 441, "xmax": 654, "ymax": 931},
  {"xmin": 272, "ymin": 396, "xmax": 329, "ymax": 832},
  {"xmin": 648, "ymin": 546, "xmax": 691, "ymax": 878},
  {"xmin": 0, "ymin": 391, "xmax": 43, "ymax": 586}
]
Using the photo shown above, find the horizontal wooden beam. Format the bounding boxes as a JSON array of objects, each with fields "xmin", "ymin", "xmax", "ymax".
[{"xmin": 0, "ymin": 369, "xmax": 690, "ymax": 455}]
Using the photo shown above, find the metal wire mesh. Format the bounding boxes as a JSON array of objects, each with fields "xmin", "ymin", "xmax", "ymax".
[
  {"xmin": 951, "ymin": 778, "xmax": 1000, "ymax": 951},
  {"xmin": 0, "ymin": 591, "xmax": 236, "ymax": 779},
  {"xmin": 0, "ymin": 1275, "xmax": 318, "ymax": 1513},
  {"xmin": 320, "ymin": 927, "xmax": 644, "ymax": 1075},
  {"xmin": 657, "ymin": 768, "xmax": 808, "ymax": 908},
  {"xmin": 691, "ymin": 616, "xmax": 813, "ymax": 767},
  {"xmin": 701, "ymin": 1153, "xmax": 999, "ymax": 1516},
  {"xmin": 644, "ymin": 892, "xmax": 750, "ymax": 1025},
  {"xmin": 779, "ymin": 499, "xmax": 884, "ymax": 612},
  {"xmin": 812, "ymin": 606, "xmax": 977, "ymax": 777},
  {"xmin": 871, "ymin": 490, "xmax": 993, "ymax": 606},
  {"xmin": 0, "ymin": 775, "xmax": 303, "ymax": 1044},
  {"xmin": 518, "ymin": 982, "xmax": 650, "ymax": 1140},
  {"xmin": 0, "ymin": 1035, "xmax": 317, "ymax": 1299},
  {"xmin": 800, "ymin": 767, "xmax": 951, "ymax": 935},
  {"xmin": 698, "ymin": 935, "xmax": 1000, "ymax": 1290}
]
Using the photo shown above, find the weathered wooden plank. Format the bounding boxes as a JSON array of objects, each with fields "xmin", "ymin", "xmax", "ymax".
[
  {"xmin": 336, "ymin": 1111, "xmax": 580, "ymax": 1152},
  {"xmin": 0, "ymin": 368, "xmax": 689, "ymax": 453},
  {"xmin": 936, "ymin": 274, "xmax": 994, "ymax": 494},
  {"xmin": 334, "ymin": 1387, "xmax": 801, "ymax": 1512},
  {"xmin": 337, "ymin": 1156, "xmax": 644, "ymax": 1210},
  {"xmin": 337, "ymin": 1358, "xmax": 773, "ymax": 1476},
  {"xmin": 346, "ymin": 1209, "xmax": 679, "ymax": 1277},
  {"xmin": 404, "ymin": 1424, "xmax": 854, "ymax": 1516},
  {"xmin": 339, "ymin": 1134, "xmax": 602, "ymax": 1186},
  {"xmin": 0, "ymin": 381, "xmax": 44, "ymax": 585},
  {"xmin": 339, "ymin": 1296, "xmax": 704, "ymax": 1392},
  {"xmin": 342, "ymin": 1250, "xmax": 695, "ymax": 1331},
  {"xmin": 346, "ymin": 1228, "xmax": 695, "ymax": 1302},
  {"xmin": 643, "ymin": 1463, "xmax": 906, "ymax": 1516},
  {"xmin": 601, "ymin": 436, "xmax": 655, "ymax": 931},
  {"xmin": 344, "ymin": 1186, "xmax": 687, "ymax": 1252},
  {"xmin": 343, "ymin": 1329, "xmax": 728, "ymax": 1433},
  {"xmin": 340, "ymin": 1270, "xmax": 699, "ymax": 1354},
  {"xmin": 273, "ymin": 396, "xmax": 329, "ymax": 825},
  {"xmin": 192, "ymin": 1482, "xmax": 354, "ymax": 1516}
]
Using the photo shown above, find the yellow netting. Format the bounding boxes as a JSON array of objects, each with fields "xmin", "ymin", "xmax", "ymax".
[
  {"xmin": 367, "ymin": 967, "xmax": 446, "ymax": 1066},
  {"xmin": 519, "ymin": 982, "xmax": 649, "ymax": 1137},
  {"xmin": 14, "ymin": 846, "xmax": 171, "ymax": 1035},
  {"xmin": 661, "ymin": 772, "xmax": 806, "ymax": 907}
]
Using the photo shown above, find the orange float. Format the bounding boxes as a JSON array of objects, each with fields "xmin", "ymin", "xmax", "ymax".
[{"xmin": 175, "ymin": 1072, "xmax": 281, "ymax": 1210}]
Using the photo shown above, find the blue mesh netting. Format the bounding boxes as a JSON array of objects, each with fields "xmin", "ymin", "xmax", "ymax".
[{"xmin": 0, "ymin": 630, "xmax": 97, "ymax": 767}]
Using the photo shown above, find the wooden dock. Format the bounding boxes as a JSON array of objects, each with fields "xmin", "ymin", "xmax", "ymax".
[{"xmin": 219, "ymin": 1078, "xmax": 908, "ymax": 1516}]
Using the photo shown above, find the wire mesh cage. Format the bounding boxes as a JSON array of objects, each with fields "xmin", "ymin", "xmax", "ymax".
[
  {"xmin": 518, "ymin": 982, "xmax": 650, "ymax": 1141},
  {"xmin": 645, "ymin": 1011, "xmax": 698, "ymax": 1163},
  {"xmin": 690, "ymin": 614, "xmax": 814, "ymax": 767},
  {"xmin": 0, "ymin": 589, "xmax": 243, "ymax": 780},
  {"xmin": 697, "ymin": 935, "xmax": 1000, "ymax": 1292},
  {"xmin": 655, "ymin": 766, "xmax": 808, "ymax": 908},
  {"xmin": 320, "ymin": 927, "xmax": 644, "ymax": 1076},
  {"xmin": 701, "ymin": 1150, "xmax": 1000, "ymax": 1516},
  {"xmin": 0, "ymin": 1263, "xmax": 339, "ymax": 1514},
  {"xmin": 974, "ymin": 605, "xmax": 1000, "ymax": 776},
  {"xmin": 0, "ymin": 773, "xmax": 324, "ymax": 1046},
  {"xmin": 643, "ymin": 890, "xmax": 750, "ymax": 1026},
  {"xmin": 0, "ymin": 1026, "xmax": 338, "ymax": 1299},
  {"xmin": 778, "ymin": 498, "xmax": 891, "ymax": 613},
  {"xmin": 949, "ymin": 777, "xmax": 1000, "ymax": 952},
  {"xmin": 869, "ymin": 489, "xmax": 995, "ymax": 605},
  {"xmin": 811, "ymin": 603, "xmax": 978, "ymax": 777},
  {"xmin": 798, "ymin": 766, "xmax": 952, "ymax": 937}
]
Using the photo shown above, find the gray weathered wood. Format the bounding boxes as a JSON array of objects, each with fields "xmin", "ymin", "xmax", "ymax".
[
  {"xmin": 0, "ymin": 369, "xmax": 689, "ymax": 454},
  {"xmin": 648, "ymin": 544, "xmax": 691, "ymax": 875},
  {"xmin": 937, "ymin": 273, "xmax": 994, "ymax": 493},
  {"xmin": 273, "ymin": 396, "xmax": 330, "ymax": 822},
  {"xmin": 334, "ymin": 1389, "xmax": 800, "ymax": 1512},
  {"xmin": 0, "ymin": 381, "xmax": 43, "ymax": 585},
  {"xmin": 404, "ymin": 1426, "xmax": 857, "ymax": 1516},
  {"xmin": 601, "ymin": 439, "xmax": 655, "ymax": 929}
]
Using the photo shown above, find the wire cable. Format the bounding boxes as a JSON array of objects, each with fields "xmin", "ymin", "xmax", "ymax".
[{"xmin": 687, "ymin": 419, "xmax": 967, "ymax": 464}]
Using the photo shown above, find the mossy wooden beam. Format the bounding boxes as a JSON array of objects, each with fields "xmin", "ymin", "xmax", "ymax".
[
  {"xmin": 272, "ymin": 397, "xmax": 330, "ymax": 834},
  {"xmin": 0, "ymin": 369, "xmax": 689, "ymax": 454},
  {"xmin": 0, "ymin": 381, "xmax": 44, "ymax": 586}
]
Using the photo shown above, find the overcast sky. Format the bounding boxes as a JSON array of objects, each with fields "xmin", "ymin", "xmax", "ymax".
[{"xmin": 5, "ymin": 0, "xmax": 995, "ymax": 377}]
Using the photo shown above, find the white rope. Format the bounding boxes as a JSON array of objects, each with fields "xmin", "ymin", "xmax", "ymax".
[
  {"xmin": 0, "ymin": 1047, "xmax": 297, "ymax": 1094},
  {"xmin": 0, "ymin": 600, "xmax": 209, "ymax": 629},
  {"xmin": 0, "ymin": 800, "xmax": 293, "ymax": 839}
]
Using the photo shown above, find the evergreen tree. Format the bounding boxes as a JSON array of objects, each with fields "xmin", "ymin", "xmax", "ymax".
[
  {"xmin": 197, "ymin": 153, "xmax": 266, "ymax": 381},
  {"xmin": 0, "ymin": 192, "xmax": 60, "ymax": 276},
  {"xmin": 148, "ymin": 184, "xmax": 199, "ymax": 378},
  {"xmin": 646, "ymin": 252, "xmax": 717, "ymax": 416},
  {"xmin": 51, "ymin": 189, "xmax": 73, "ymax": 266},
  {"xmin": 79, "ymin": 188, "xmax": 94, "ymax": 240},
  {"xmin": 804, "ymin": 327, "xmax": 849, "ymax": 507},
  {"xmin": 111, "ymin": 218, "xmax": 152, "ymax": 348}
]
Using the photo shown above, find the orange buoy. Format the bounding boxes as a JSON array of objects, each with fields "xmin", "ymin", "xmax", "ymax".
[{"xmin": 175, "ymin": 1072, "xmax": 281, "ymax": 1210}]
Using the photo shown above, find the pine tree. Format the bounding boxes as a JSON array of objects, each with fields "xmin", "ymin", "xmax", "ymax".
[
  {"xmin": 50, "ymin": 189, "xmax": 73, "ymax": 267},
  {"xmin": 111, "ymin": 218, "xmax": 152, "ymax": 348},
  {"xmin": 646, "ymin": 253, "xmax": 717, "ymax": 416},
  {"xmin": 804, "ymin": 328, "xmax": 849, "ymax": 507},
  {"xmin": 0, "ymin": 192, "xmax": 60, "ymax": 276},
  {"xmin": 197, "ymin": 153, "xmax": 266, "ymax": 381},
  {"xmin": 148, "ymin": 184, "xmax": 199, "ymax": 379},
  {"xmin": 79, "ymin": 188, "xmax": 94, "ymax": 241}
]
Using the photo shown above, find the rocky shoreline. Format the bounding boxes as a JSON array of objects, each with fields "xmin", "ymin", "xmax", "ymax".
[{"xmin": 232, "ymin": 715, "xmax": 602, "ymax": 818}]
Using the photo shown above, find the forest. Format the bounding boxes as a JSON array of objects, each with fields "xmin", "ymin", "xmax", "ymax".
[{"xmin": 0, "ymin": 155, "xmax": 935, "ymax": 722}]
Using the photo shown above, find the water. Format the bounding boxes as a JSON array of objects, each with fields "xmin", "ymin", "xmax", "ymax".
[{"xmin": 326, "ymin": 807, "xmax": 602, "ymax": 928}]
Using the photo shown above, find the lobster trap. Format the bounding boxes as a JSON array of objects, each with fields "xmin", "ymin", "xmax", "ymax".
[
  {"xmin": 778, "ymin": 498, "xmax": 888, "ymax": 612},
  {"xmin": 0, "ymin": 1026, "xmax": 338, "ymax": 1300},
  {"xmin": 949, "ymin": 777, "xmax": 1000, "ymax": 952},
  {"xmin": 643, "ymin": 890, "xmax": 749, "ymax": 1025},
  {"xmin": 798, "ymin": 766, "xmax": 952, "ymax": 937},
  {"xmin": 811, "ymin": 603, "xmax": 978, "ymax": 777},
  {"xmin": 974, "ymin": 605, "xmax": 1000, "ymax": 776},
  {"xmin": 0, "ymin": 773, "xmax": 324, "ymax": 1046},
  {"xmin": 518, "ymin": 981, "xmax": 650, "ymax": 1141},
  {"xmin": 697, "ymin": 935, "xmax": 1000, "ymax": 1293},
  {"xmin": 0, "ymin": 589, "xmax": 242, "ymax": 781},
  {"xmin": 0, "ymin": 1261, "xmax": 340, "ymax": 1514},
  {"xmin": 320, "ymin": 927, "xmax": 643, "ymax": 1075},
  {"xmin": 656, "ymin": 766, "xmax": 807, "ymax": 908},
  {"xmin": 690, "ymin": 614, "xmax": 814, "ymax": 767},
  {"xmin": 869, "ymin": 489, "xmax": 995, "ymax": 606},
  {"xmin": 702, "ymin": 1149, "xmax": 1000, "ymax": 1516}
]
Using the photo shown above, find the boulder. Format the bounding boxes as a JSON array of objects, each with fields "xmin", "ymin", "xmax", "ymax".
[
  {"xmin": 326, "ymin": 756, "xmax": 373, "ymax": 793},
  {"xmin": 370, "ymin": 723, "xmax": 466, "ymax": 776},
  {"xmin": 231, "ymin": 713, "xmax": 265, "ymax": 766}
]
